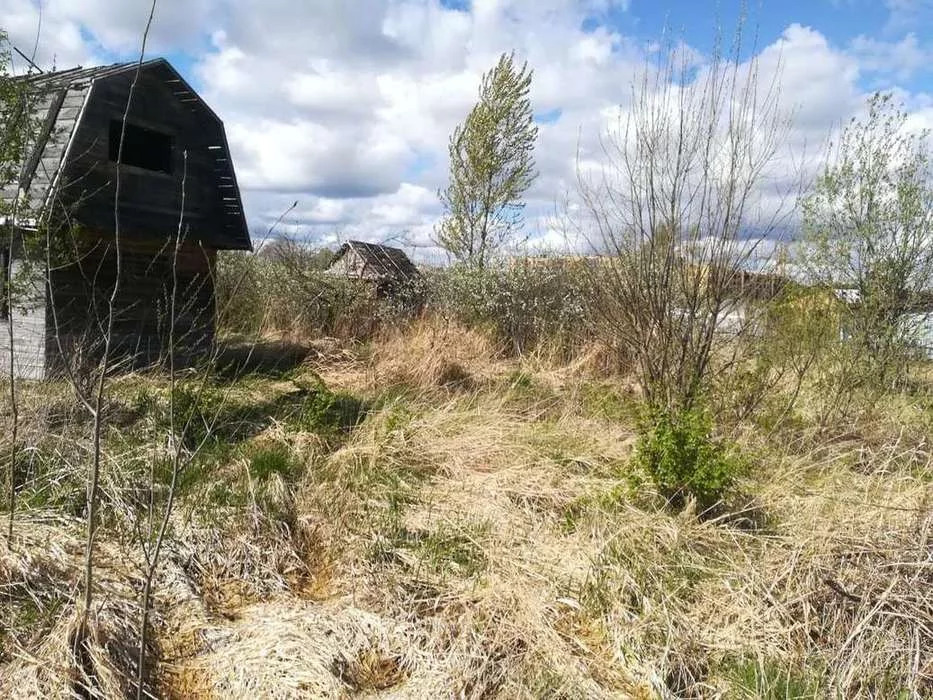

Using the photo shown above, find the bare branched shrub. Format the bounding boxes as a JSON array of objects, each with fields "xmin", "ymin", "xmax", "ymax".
[
  {"xmin": 579, "ymin": 36, "xmax": 792, "ymax": 414},
  {"xmin": 573, "ymin": 27, "xmax": 796, "ymax": 506}
]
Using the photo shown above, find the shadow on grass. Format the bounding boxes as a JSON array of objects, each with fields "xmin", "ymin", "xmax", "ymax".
[
  {"xmin": 172, "ymin": 383, "xmax": 366, "ymax": 449},
  {"xmin": 213, "ymin": 339, "xmax": 318, "ymax": 380}
]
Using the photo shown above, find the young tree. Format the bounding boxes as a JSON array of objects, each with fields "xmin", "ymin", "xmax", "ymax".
[
  {"xmin": 436, "ymin": 52, "xmax": 538, "ymax": 268},
  {"xmin": 1, "ymin": 29, "xmax": 40, "ymax": 543},
  {"xmin": 802, "ymin": 93, "xmax": 933, "ymax": 387},
  {"xmin": 574, "ymin": 30, "xmax": 794, "ymax": 509}
]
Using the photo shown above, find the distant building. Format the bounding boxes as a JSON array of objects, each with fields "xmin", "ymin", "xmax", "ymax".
[
  {"xmin": 0, "ymin": 58, "xmax": 250, "ymax": 379},
  {"xmin": 326, "ymin": 240, "xmax": 421, "ymax": 295},
  {"xmin": 721, "ymin": 268, "xmax": 790, "ymax": 303},
  {"xmin": 831, "ymin": 287, "xmax": 933, "ymax": 358}
]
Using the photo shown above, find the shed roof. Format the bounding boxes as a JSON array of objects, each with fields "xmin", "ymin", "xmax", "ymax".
[
  {"xmin": 330, "ymin": 240, "xmax": 420, "ymax": 280},
  {"xmin": 3, "ymin": 58, "xmax": 250, "ymax": 250}
]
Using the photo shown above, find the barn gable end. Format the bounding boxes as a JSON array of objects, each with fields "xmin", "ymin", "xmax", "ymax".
[
  {"xmin": 326, "ymin": 240, "xmax": 419, "ymax": 284},
  {"xmin": 1, "ymin": 58, "xmax": 250, "ymax": 379}
]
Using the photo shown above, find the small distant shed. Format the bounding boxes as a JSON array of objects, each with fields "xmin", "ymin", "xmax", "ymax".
[
  {"xmin": 723, "ymin": 269, "xmax": 790, "ymax": 303},
  {"xmin": 326, "ymin": 240, "xmax": 420, "ymax": 294}
]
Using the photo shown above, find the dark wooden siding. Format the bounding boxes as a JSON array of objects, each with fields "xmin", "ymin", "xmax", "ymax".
[
  {"xmin": 45, "ymin": 232, "xmax": 216, "ymax": 376},
  {"xmin": 56, "ymin": 69, "xmax": 233, "ymax": 248}
]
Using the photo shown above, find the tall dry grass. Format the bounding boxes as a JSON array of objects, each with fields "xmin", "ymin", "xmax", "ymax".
[{"xmin": 1, "ymin": 316, "xmax": 930, "ymax": 697}]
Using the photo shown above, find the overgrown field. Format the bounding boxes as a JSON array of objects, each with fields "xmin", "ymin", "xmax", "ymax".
[{"xmin": 2, "ymin": 318, "xmax": 931, "ymax": 698}]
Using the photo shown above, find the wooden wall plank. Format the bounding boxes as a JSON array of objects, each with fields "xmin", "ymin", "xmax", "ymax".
[{"xmin": 0, "ymin": 255, "xmax": 47, "ymax": 380}]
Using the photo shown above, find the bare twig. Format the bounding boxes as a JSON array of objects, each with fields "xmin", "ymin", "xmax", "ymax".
[
  {"xmin": 78, "ymin": 0, "xmax": 157, "ymax": 650},
  {"xmin": 134, "ymin": 148, "xmax": 186, "ymax": 698}
]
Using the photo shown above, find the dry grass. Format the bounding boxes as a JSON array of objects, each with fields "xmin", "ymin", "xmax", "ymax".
[
  {"xmin": 1, "ymin": 318, "xmax": 931, "ymax": 697},
  {"xmin": 0, "ymin": 514, "xmax": 151, "ymax": 698},
  {"xmin": 367, "ymin": 318, "xmax": 506, "ymax": 393}
]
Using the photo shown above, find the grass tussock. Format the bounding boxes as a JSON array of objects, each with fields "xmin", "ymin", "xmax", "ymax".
[
  {"xmin": 368, "ymin": 317, "xmax": 503, "ymax": 394},
  {"xmin": 1, "ymin": 319, "xmax": 931, "ymax": 698},
  {"xmin": 0, "ymin": 514, "xmax": 156, "ymax": 698}
]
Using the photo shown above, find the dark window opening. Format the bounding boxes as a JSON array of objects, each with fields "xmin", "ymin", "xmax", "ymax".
[{"xmin": 108, "ymin": 120, "xmax": 173, "ymax": 173}]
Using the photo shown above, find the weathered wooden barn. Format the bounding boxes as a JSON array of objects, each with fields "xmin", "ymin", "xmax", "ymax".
[
  {"xmin": 326, "ymin": 240, "xmax": 420, "ymax": 293},
  {"xmin": 0, "ymin": 58, "xmax": 250, "ymax": 379}
]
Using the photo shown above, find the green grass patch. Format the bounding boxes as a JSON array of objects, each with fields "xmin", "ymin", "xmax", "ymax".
[
  {"xmin": 247, "ymin": 441, "xmax": 301, "ymax": 482},
  {"xmin": 181, "ymin": 440, "xmax": 303, "ymax": 523},
  {"xmin": 573, "ymin": 526, "xmax": 711, "ymax": 618},
  {"xmin": 504, "ymin": 368, "xmax": 557, "ymax": 408},
  {"xmin": 0, "ymin": 586, "xmax": 66, "ymax": 664},
  {"xmin": 723, "ymin": 657, "xmax": 823, "ymax": 699},
  {"xmin": 9, "ymin": 444, "xmax": 86, "ymax": 515},
  {"xmin": 288, "ymin": 384, "xmax": 365, "ymax": 436},
  {"xmin": 141, "ymin": 377, "xmax": 365, "ymax": 451},
  {"xmin": 578, "ymin": 381, "xmax": 638, "ymax": 424},
  {"xmin": 560, "ymin": 481, "xmax": 631, "ymax": 533},
  {"xmin": 373, "ymin": 520, "xmax": 489, "ymax": 579},
  {"xmin": 410, "ymin": 522, "xmax": 489, "ymax": 577}
]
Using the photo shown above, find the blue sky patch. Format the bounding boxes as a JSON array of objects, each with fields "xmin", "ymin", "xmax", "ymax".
[{"xmin": 535, "ymin": 108, "xmax": 563, "ymax": 124}]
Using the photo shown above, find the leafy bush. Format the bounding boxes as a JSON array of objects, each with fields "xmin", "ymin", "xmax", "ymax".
[
  {"xmin": 290, "ymin": 386, "xmax": 364, "ymax": 436},
  {"xmin": 216, "ymin": 246, "xmax": 424, "ymax": 341},
  {"xmin": 426, "ymin": 259, "xmax": 596, "ymax": 356},
  {"xmin": 634, "ymin": 405, "xmax": 742, "ymax": 511}
]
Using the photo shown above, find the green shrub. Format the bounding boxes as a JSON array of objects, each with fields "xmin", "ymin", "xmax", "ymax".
[
  {"xmin": 634, "ymin": 405, "xmax": 741, "ymax": 511},
  {"xmin": 426, "ymin": 259, "xmax": 596, "ymax": 356},
  {"xmin": 290, "ymin": 386, "xmax": 364, "ymax": 436}
]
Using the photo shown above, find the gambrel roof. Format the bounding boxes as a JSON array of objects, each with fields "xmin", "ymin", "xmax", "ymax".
[
  {"xmin": 2, "ymin": 58, "xmax": 250, "ymax": 250},
  {"xmin": 328, "ymin": 240, "xmax": 420, "ymax": 281}
]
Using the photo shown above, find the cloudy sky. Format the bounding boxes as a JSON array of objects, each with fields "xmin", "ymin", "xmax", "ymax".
[{"xmin": 2, "ymin": 0, "xmax": 932, "ymax": 260}]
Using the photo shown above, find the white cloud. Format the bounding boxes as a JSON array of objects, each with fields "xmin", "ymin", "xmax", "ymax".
[
  {"xmin": 2, "ymin": 0, "xmax": 930, "ymax": 260},
  {"xmin": 849, "ymin": 33, "xmax": 930, "ymax": 82},
  {"xmin": 884, "ymin": 0, "xmax": 933, "ymax": 34},
  {"xmin": 2, "ymin": 0, "xmax": 217, "ymax": 66},
  {"xmin": 186, "ymin": 0, "xmax": 651, "ymax": 250}
]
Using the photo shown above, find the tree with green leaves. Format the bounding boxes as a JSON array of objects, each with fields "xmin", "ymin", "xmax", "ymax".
[
  {"xmin": 436, "ymin": 52, "xmax": 538, "ymax": 268},
  {"xmin": 802, "ymin": 92, "xmax": 933, "ymax": 386},
  {"xmin": 1, "ymin": 31, "xmax": 35, "ymax": 221},
  {"xmin": 2, "ymin": 29, "xmax": 42, "ymax": 544}
]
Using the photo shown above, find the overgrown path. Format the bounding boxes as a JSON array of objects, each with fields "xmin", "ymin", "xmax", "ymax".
[{"xmin": 2, "ymin": 324, "xmax": 931, "ymax": 697}]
